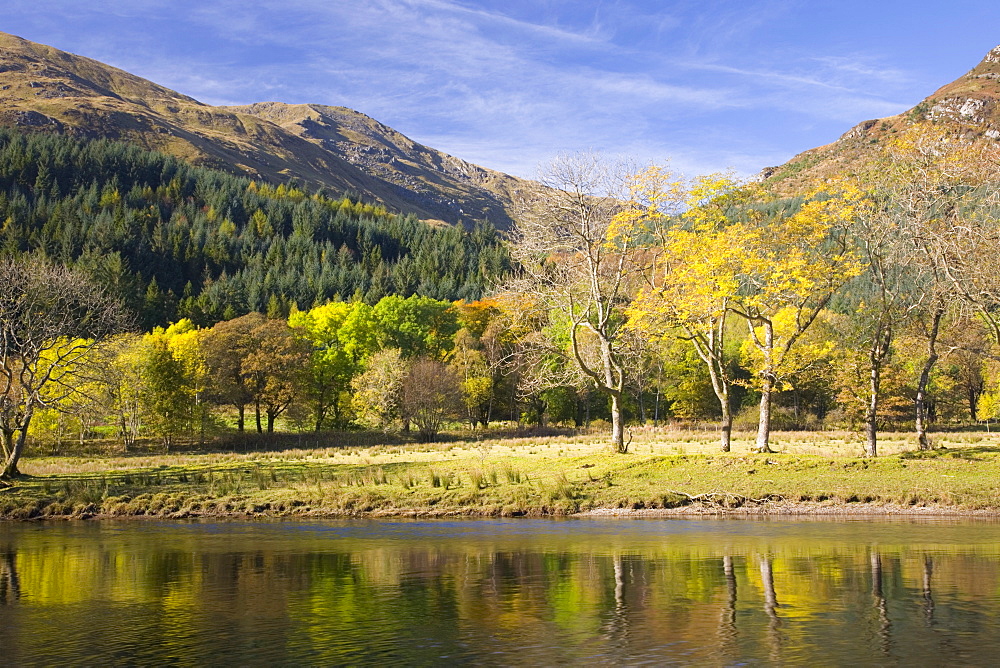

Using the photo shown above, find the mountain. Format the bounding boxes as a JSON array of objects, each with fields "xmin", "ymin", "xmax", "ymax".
[
  {"xmin": 0, "ymin": 31, "xmax": 532, "ymax": 228},
  {"xmin": 763, "ymin": 45, "xmax": 1000, "ymax": 187}
]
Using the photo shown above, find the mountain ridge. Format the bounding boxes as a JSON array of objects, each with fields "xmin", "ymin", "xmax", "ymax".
[
  {"xmin": 0, "ymin": 32, "xmax": 531, "ymax": 228},
  {"xmin": 764, "ymin": 44, "xmax": 1000, "ymax": 186}
]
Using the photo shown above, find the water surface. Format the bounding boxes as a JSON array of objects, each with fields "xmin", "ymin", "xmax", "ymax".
[{"xmin": 2, "ymin": 517, "xmax": 1000, "ymax": 665}]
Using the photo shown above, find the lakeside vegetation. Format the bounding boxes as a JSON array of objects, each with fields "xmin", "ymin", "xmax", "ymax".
[
  {"xmin": 4, "ymin": 429, "xmax": 1000, "ymax": 520},
  {"xmin": 7, "ymin": 124, "xmax": 1000, "ymax": 497}
]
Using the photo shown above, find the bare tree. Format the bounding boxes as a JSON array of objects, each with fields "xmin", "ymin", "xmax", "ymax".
[
  {"xmin": 401, "ymin": 357, "xmax": 462, "ymax": 442},
  {"xmin": 832, "ymin": 165, "xmax": 928, "ymax": 456},
  {"xmin": 873, "ymin": 125, "xmax": 998, "ymax": 449},
  {"xmin": 0, "ymin": 259, "xmax": 128, "ymax": 478},
  {"xmin": 505, "ymin": 154, "xmax": 664, "ymax": 453}
]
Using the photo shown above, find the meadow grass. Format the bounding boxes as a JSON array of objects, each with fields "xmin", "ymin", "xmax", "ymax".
[{"xmin": 3, "ymin": 428, "xmax": 1000, "ymax": 519}]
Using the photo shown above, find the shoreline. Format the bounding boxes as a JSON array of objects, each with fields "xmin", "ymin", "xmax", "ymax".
[
  {"xmin": 5, "ymin": 499, "xmax": 1000, "ymax": 521},
  {"xmin": 7, "ymin": 430, "xmax": 1000, "ymax": 521}
]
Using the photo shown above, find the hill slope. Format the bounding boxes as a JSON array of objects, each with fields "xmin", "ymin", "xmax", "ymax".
[
  {"xmin": 764, "ymin": 45, "xmax": 1000, "ymax": 187},
  {"xmin": 0, "ymin": 128, "xmax": 509, "ymax": 327},
  {"xmin": 0, "ymin": 32, "xmax": 532, "ymax": 228}
]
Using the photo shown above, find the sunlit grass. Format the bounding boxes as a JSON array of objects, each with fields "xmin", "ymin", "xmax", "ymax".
[{"xmin": 5, "ymin": 427, "xmax": 1000, "ymax": 519}]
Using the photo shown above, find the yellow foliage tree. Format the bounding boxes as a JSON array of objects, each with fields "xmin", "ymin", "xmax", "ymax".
[
  {"xmin": 729, "ymin": 185, "xmax": 862, "ymax": 452},
  {"xmin": 628, "ymin": 174, "xmax": 747, "ymax": 451}
]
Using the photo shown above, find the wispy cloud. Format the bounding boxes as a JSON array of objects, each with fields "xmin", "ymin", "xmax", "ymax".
[{"xmin": 1, "ymin": 0, "xmax": 977, "ymax": 179}]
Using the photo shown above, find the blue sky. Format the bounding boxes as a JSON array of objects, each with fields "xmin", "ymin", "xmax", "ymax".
[{"xmin": 4, "ymin": 1, "xmax": 1000, "ymax": 179}]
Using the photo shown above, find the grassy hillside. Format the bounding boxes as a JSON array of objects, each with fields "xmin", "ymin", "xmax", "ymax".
[
  {"xmin": 764, "ymin": 44, "xmax": 1000, "ymax": 188},
  {"xmin": 0, "ymin": 31, "xmax": 537, "ymax": 228}
]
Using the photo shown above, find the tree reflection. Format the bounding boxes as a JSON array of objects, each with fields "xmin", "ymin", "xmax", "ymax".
[
  {"xmin": 0, "ymin": 549, "xmax": 19, "ymax": 603},
  {"xmin": 759, "ymin": 555, "xmax": 782, "ymax": 662},
  {"xmin": 922, "ymin": 555, "xmax": 935, "ymax": 627},
  {"xmin": 871, "ymin": 551, "xmax": 891, "ymax": 655},
  {"xmin": 3, "ymin": 522, "xmax": 1000, "ymax": 665},
  {"xmin": 718, "ymin": 555, "xmax": 739, "ymax": 659},
  {"xmin": 601, "ymin": 553, "xmax": 632, "ymax": 656}
]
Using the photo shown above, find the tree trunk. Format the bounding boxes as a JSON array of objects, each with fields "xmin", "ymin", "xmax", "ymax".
[
  {"xmin": 693, "ymin": 318, "xmax": 733, "ymax": 453},
  {"xmin": 751, "ymin": 317, "xmax": 775, "ymax": 454},
  {"xmin": 864, "ymin": 322, "xmax": 892, "ymax": 458},
  {"xmin": 755, "ymin": 374, "xmax": 774, "ymax": 453},
  {"xmin": 916, "ymin": 308, "xmax": 943, "ymax": 451},
  {"xmin": 255, "ymin": 402, "xmax": 263, "ymax": 434},
  {"xmin": 1, "ymin": 403, "xmax": 33, "ymax": 479},
  {"xmin": 864, "ymin": 363, "xmax": 881, "ymax": 458},
  {"xmin": 0, "ymin": 429, "xmax": 20, "ymax": 479},
  {"xmin": 610, "ymin": 390, "xmax": 626, "ymax": 453},
  {"xmin": 720, "ymin": 399, "xmax": 733, "ymax": 453},
  {"xmin": 236, "ymin": 404, "xmax": 246, "ymax": 433},
  {"xmin": 1, "ymin": 428, "xmax": 27, "ymax": 479}
]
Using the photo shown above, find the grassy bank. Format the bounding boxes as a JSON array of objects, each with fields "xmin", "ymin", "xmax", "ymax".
[{"xmin": 3, "ymin": 429, "xmax": 1000, "ymax": 519}]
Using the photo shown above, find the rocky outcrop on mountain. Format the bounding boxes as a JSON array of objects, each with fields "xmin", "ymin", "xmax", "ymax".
[{"xmin": 763, "ymin": 44, "xmax": 1000, "ymax": 187}]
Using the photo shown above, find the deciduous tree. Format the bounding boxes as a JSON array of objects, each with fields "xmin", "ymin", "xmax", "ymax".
[
  {"xmin": 0, "ymin": 259, "xmax": 127, "ymax": 478},
  {"xmin": 506, "ymin": 155, "xmax": 682, "ymax": 452}
]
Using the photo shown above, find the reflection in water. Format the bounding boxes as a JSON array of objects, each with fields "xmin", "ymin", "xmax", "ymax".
[
  {"xmin": 2, "ymin": 518, "xmax": 1000, "ymax": 664},
  {"xmin": 871, "ymin": 552, "xmax": 892, "ymax": 655},
  {"xmin": 923, "ymin": 555, "xmax": 935, "ymax": 626},
  {"xmin": 0, "ymin": 548, "xmax": 19, "ymax": 603},
  {"xmin": 759, "ymin": 555, "xmax": 782, "ymax": 663},
  {"xmin": 607, "ymin": 554, "xmax": 629, "ymax": 651},
  {"xmin": 718, "ymin": 554, "xmax": 738, "ymax": 663}
]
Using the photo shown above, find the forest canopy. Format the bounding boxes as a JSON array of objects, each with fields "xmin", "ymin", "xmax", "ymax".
[{"xmin": 0, "ymin": 128, "xmax": 510, "ymax": 329}]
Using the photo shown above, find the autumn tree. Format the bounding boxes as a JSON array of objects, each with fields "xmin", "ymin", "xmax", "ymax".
[
  {"xmin": 202, "ymin": 314, "xmax": 259, "ymax": 432},
  {"xmin": 628, "ymin": 175, "xmax": 746, "ymax": 451},
  {"xmin": 402, "ymin": 357, "xmax": 463, "ymax": 442},
  {"xmin": 821, "ymin": 167, "xmax": 927, "ymax": 456},
  {"xmin": 449, "ymin": 328, "xmax": 494, "ymax": 428},
  {"xmin": 241, "ymin": 318, "xmax": 311, "ymax": 433},
  {"xmin": 0, "ymin": 259, "xmax": 127, "ymax": 478},
  {"xmin": 867, "ymin": 125, "xmax": 996, "ymax": 449},
  {"xmin": 506, "ymin": 155, "xmax": 682, "ymax": 452},
  {"xmin": 730, "ymin": 186, "xmax": 862, "ymax": 453},
  {"xmin": 92, "ymin": 334, "xmax": 148, "ymax": 449},
  {"xmin": 351, "ymin": 348, "xmax": 408, "ymax": 432},
  {"xmin": 202, "ymin": 312, "xmax": 310, "ymax": 433}
]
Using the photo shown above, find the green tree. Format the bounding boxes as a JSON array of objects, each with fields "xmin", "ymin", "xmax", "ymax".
[
  {"xmin": 373, "ymin": 295, "xmax": 459, "ymax": 360},
  {"xmin": 141, "ymin": 332, "xmax": 191, "ymax": 446},
  {"xmin": 290, "ymin": 301, "xmax": 379, "ymax": 430}
]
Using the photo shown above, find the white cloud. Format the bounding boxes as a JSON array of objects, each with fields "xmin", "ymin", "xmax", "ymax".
[{"xmin": 1, "ymin": 0, "xmax": 972, "ymax": 180}]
